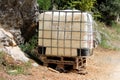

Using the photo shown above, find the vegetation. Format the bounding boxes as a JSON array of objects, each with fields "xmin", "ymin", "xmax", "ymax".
[
  {"xmin": 37, "ymin": 0, "xmax": 51, "ymax": 10},
  {"xmin": 0, "ymin": 51, "xmax": 31, "ymax": 75},
  {"xmin": 37, "ymin": 0, "xmax": 120, "ymax": 25},
  {"xmin": 112, "ymin": 22, "xmax": 120, "ymax": 35},
  {"xmin": 20, "ymin": 34, "xmax": 38, "ymax": 53},
  {"xmin": 96, "ymin": 21, "xmax": 120, "ymax": 50},
  {"xmin": 97, "ymin": 0, "xmax": 120, "ymax": 25},
  {"xmin": 70, "ymin": 0, "xmax": 96, "ymax": 11},
  {"xmin": 6, "ymin": 61, "xmax": 31, "ymax": 75},
  {"xmin": 0, "ymin": 51, "xmax": 5, "ymax": 67}
]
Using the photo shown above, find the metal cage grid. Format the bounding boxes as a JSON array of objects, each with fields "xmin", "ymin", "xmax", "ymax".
[{"xmin": 38, "ymin": 10, "xmax": 93, "ymax": 57}]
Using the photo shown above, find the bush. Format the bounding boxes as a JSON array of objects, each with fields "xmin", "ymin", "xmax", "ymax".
[
  {"xmin": 97, "ymin": 0, "xmax": 120, "ymax": 26},
  {"xmin": 19, "ymin": 34, "xmax": 38, "ymax": 53},
  {"xmin": 100, "ymin": 35, "xmax": 111, "ymax": 49},
  {"xmin": 37, "ymin": 0, "xmax": 51, "ymax": 10},
  {"xmin": 71, "ymin": 0, "xmax": 96, "ymax": 11}
]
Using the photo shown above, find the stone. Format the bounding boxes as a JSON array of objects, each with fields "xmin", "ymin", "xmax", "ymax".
[
  {"xmin": 32, "ymin": 62, "xmax": 39, "ymax": 67},
  {"xmin": 4, "ymin": 46, "xmax": 29, "ymax": 62},
  {"xmin": 0, "ymin": 27, "xmax": 29, "ymax": 62},
  {"xmin": 0, "ymin": 28, "xmax": 16, "ymax": 46},
  {"xmin": 0, "ymin": 0, "xmax": 39, "ymax": 44}
]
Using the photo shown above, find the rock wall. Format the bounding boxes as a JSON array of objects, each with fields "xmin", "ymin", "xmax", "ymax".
[{"xmin": 0, "ymin": 0, "xmax": 39, "ymax": 44}]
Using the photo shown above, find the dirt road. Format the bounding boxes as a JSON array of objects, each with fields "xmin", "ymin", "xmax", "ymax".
[
  {"xmin": 86, "ymin": 47, "xmax": 120, "ymax": 80},
  {"xmin": 0, "ymin": 47, "xmax": 120, "ymax": 80}
]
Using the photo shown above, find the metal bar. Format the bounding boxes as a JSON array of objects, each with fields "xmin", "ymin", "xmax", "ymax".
[
  {"xmin": 57, "ymin": 11, "xmax": 60, "ymax": 56},
  {"xmin": 87, "ymin": 14, "xmax": 89, "ymax": 49},
  {"xmin": 63, "ymin": 11, "xmax": 67, "ymax": 56},
  {"xmin": 42, "ymin": 11, "xmax": 45, "ymax": 55},
  {"xmin": 40, "ymin": 10, "xmax": 81, "ymax": 13},
  {"xmin": 38, "ymin": 46, "xmax": 83, "ymax": 49},
  {"xmin": 39, "ymin": 29, "xmax": 89, "ymax": 32},
  {"xmin": 87, "ymin": 14, "xmax": 92, "ymax": 53},
  {"xmin": 79, "ymin": 12, "xmax": 83, "ymax": 56},
  {"xmin": 38, "ymin": 38, "xmax": 88, "ymax": 41},
  {"xmin": 51, "ymin": 11, "xmax": 54, "ymax": 55},
  {"xmin": 70, "ymin": 11, "xmax": 74, "ymax": 56},
  {"xmin": 39, "ymin": 20, "xmax": 88, "ymax": 23}
]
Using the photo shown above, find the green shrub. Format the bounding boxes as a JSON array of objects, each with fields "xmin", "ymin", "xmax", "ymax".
[
  {"xmin": 71, "ymin": 0, "xmax": 96, "ymax": 11},
  {"xmin": 100, "ymin": 37, "xmax": 110, "ymax": 49},
  {"xmin": 112, "ymin": 23, "xmax": 120, "ymax": 34},
  {"xmin": 37, "ymin": 0, "xmax": 51, "ymax": 10},
  {"xmin": 97, "ymin": 0, "xmax": 120, "ymax": 26},
  {"xmin": 97, "ymin": 21, "xmax": 120, "ymax": 50},
  {"xmin": 19, "ymin": 34, "xmax": 38, "ymax": 53}
]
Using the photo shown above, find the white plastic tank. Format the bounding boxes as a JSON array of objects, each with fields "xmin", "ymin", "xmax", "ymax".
[{"xmin": 38, "ymin": 10, "xmax": 93, "ymax": 56}]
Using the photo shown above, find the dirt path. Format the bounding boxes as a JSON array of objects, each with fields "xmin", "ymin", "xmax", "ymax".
[
  {"xmin": 0, "ymin": 47, "xmax": 120, "ymax": 80},
  {"xmin": 109, "ymin": 65, "xmax": 120, "ymax": 80},
  {"xmin": 87, "ymin": 47, "xmax": 120, "ymax": 80},
  {"xmin": 105, "ymin": 53, "xmax": 120, "ymax": 80}
]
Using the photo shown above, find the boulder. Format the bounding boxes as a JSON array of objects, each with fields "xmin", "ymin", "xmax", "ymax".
[
  {"xmin": 0, "ymin": 27, "xmax": 29, "ymax": 62},
  {"xmin": 4, "ymin": 46, "xmax": 29, "ymax": 62},
  {"xmin": 0, "ymin": 0, "xmax": 39, "ymax": 44}
]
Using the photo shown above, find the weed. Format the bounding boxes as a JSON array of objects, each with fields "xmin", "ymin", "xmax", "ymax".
[
  {"xmin": 6, "ymin": 65, "xmax": 24, "ymax": 75},
  {"xmin": 0, "ymin": 51, "xmax": 32, "ymax": 75},
  {"xmin": 100, "ymin": 36, "xmax": 111, "ymax": 49},
  {"xmin": 112, "ymin": 23, "xmax": 120, "ymax": 34},
  {"xmin": 0, "ymin": 77, "xmax": 6, "ymax": 80},
  {"xmin": 97, "ymin": 21, "xmax": 120, "ymax": 50},
  {"xmin": 19, "ymin": 34, "xmax": 38, "ymax": 53},
  {"xmin": 6, "ymin": 61, "xmax": 32, "ymax": 75},
  {"xmin": 0, "ymin": 52, "xmax": 4, "ymax": 64}
]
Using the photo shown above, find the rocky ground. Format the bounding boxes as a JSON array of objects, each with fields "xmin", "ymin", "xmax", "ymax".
[{"xmin": 0, "ymin": 47, "xmax": 120, "ymax": 80}]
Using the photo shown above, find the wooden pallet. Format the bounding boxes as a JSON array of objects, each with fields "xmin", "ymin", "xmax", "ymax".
[{"xmin": 39, "ymin": 55, "xmax": 86, "ymax": 72}]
